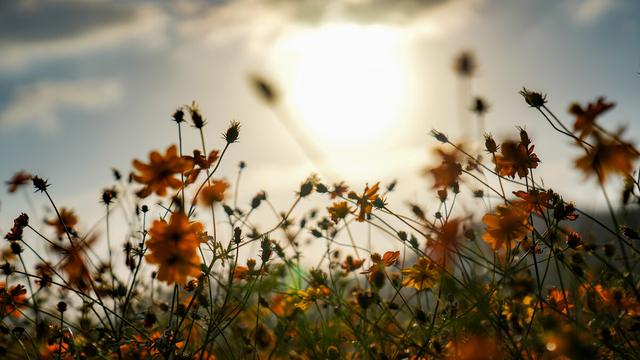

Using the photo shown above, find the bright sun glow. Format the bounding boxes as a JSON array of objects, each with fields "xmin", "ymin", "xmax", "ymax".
[{"xmin": 272, "ymin": 24, "xmax": 410, "ymax": 152}]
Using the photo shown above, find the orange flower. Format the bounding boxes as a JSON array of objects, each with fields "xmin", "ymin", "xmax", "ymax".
[
  {"xmin": 547, "ymin": 288, "xmax": 573, "ymax": 315},
  {"xmin": 574, "ymin": 132, "xmax": 638, "ymax": 183},
  {"xmin": 446, "ymin": 335, "xmax": 498, "ymax": 360},
  {"xmin": 132, "ymin": 145, "xmax": 193, "ymax": 198},
  {"xmin": 6, "ymin": 170, "xmax": 31, "ymax": 193},
  {"xmin": 569, "ymin": 97, "xmax": 615, "ymax": 139},
  {"xmin": 199, "ymin": 179, "xmax": 229, "ymax": 205},
  {"xmin": 362, "ymin": 251, "xmax": 400, "ymax": 286},
  {"xmin": 45, "ymin": 207, "xmax": 78, "ymax": 237},
  {"xmin": 348, "ymin": 182, "xmax": 381, "ymax": 222},
  {"xmin": 401, "ymin": 257, "xmax": 438, "ymax": 291},
  {"xmin": 329, "ymin": 181, "xmax": 349, "ymax": 199},
  {"xmin": 428, "ymin": 218, "xmax": 464, "ymax": 268},
  {"xmin": 51, "ymin": 233, "xmax": 98, "ymax": 290},
  {"xmin": 145, "ymin": 212, "xmax": 204, "ymax": 285},
  {"xmin": 512, "ymin": 189, "xmax": 553, "ymax": 215},
  {"xmin": 185, "ymin": 149, "xmax": 220, "ymax": 184},
  {"xmin": 340, "ymin": 255, "xmax": 364, "ymax": 274},
  {"xmin": 427, "ymin": 147, "xmax": 463, "ymax": 189},
  {"xmin": 0, "ymin": 283, "xmax": 26, "ymax": 317},
  {"xmin": 327, "ymin": 201, "xmax": 353, "ymax": 223},
  {"xmin": 482, "ymin": 204, "xmax": 532, "ymax": 251},
  {"xmin": 494, "ymin": 140, "xmax": 540, "ymax": 179}
]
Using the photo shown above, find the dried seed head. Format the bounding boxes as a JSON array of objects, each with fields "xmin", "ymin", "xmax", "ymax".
[
  {"xmin": 484, "ymin": 133, "xmax": 497, "ymax": 153},
  {"xmin": 519, "ymin": 88, "xmax": 547, "ymax": 108},
  {"xmin": 430, "ymin": 129, "xmax": 449, "ymax": 143},
  {"xmin": 172, "ymin": 108, "xmax": 185, "ymax": 124},
  {"xmin": 250, "ymin": 75, "xmax": 279, "ymax": 105},
  {"xmin": 223, "ymin": 120, "xmax": 241, "ymax": 143},
  {"xmin": 32, "ymin": 176, "xmax": 50, "ymax": 193},
  {"xmin": 188, "ymin": 102, "xmax": 207, "ymax": 128}
]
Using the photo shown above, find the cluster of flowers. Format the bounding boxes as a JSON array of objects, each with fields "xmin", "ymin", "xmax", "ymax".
[{"xmin": 0, "ymin": 56, "xmax": 639, "ymax": 359}]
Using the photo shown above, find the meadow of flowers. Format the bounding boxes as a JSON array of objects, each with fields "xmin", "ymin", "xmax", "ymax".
[{"xmin": 2, "ymin": 53, "xmax": 640, "ymax": 359}]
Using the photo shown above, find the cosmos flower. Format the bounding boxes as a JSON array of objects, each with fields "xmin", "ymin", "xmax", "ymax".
[
  {"xmin": 327, "ymin": 201, "xmax": 353, "ymax": 223},
  {"xmin": 0, "ymin": 283, "xmax": 26, "ymax": 317},
  {"xmin": 348, "ymin": 182, "xmax": 381, "ymax": 222},
  {"xmin": 362, "ymin": 251, "xmax": 400, "ymax": 287},
  {"xmin": 199, "ymin": 179, "xmax": 230, "ymax": 205},
  {"xmin": 574, "ymin": 132, "xmax": 638, "ymax": 183},
  {"xmin": 132, "ymin": 145, "xmax": 193, "ymax": 198},
  {"xmin": 427, "ymin": 147, "xmax": 463, "ymax": 189},
  {"xmin": 401, "ymin": 257, "xmax": 439, "ymax": 291},
  {"xmin": 493, "ymin": 138, "xmax": 540, "ymax": 179},
  {"xmin": 145, "ymin": 212, "xmax": 204, "ymax": 285},
  {"xmin": 45, "ymin": 207, "xmax": 78, "ymax": 237},
  {"xmin": 5, "ymin": 171, "xmax": 31, "ymax": 193},
  {"xmin": 482, "ymin": 204, "xmax": 532, "ymax": 251},
  {"xmin": 569, "ymin": 97, "xmax": 615, "ymax": 139}
]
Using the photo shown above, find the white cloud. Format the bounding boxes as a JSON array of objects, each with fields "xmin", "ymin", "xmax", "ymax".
[
  {"xmin": 175, "ymin": 0, "xmax": 484, "ymax": 53},
  {"xmin": 573, "ymin": 0, "xmax": 617, "ymax": 24},
  {"xmin": 0, "ymin": 2, "xmax": 168, "ymax": 71},
  {"xmin": 0, "ymin": 78, "xmax": 123, "ymax": 130}
]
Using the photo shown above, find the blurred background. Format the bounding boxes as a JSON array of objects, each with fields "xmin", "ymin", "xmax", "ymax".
[{"xmin": 1, "ymin": 0, "xmax": 639, "ymax": 238}]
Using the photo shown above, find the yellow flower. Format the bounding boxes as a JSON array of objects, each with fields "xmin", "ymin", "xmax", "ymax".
[
  {"xmin": 292, "ymin": 285, "xmax": 331, "ymax": 311},
  {"xmin": 401, "ymin": 257, "xmax": 439, "ymax": 291},
  {"xmin": 327, "ymin": 201, "xmax": 353, "ymax": 223},
  {"xmin": 348, "ymin": 182, "xmax": 381, "ymax": 222},
  {"xmin": 482, "ymin": 204, "xmax": 532, "ymax": 251}
]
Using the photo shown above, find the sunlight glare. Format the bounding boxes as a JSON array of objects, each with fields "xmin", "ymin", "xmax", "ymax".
[{"xmin": 273, "ymin": 24, "xmax": 410, "ymax": 153}]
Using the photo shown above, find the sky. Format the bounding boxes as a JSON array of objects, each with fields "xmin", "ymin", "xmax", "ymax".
[{"xmin": 1, "ymin": 0, "xmax": 639, "ymax": 254}]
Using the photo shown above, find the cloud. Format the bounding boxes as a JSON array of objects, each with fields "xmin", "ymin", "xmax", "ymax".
[
  {"xmin": 572, "ymin": 0, "xmax": 617, "ymax": 24},
  {"xmin": 0, "ymin": 78, "xmax": 123, "ymax": 130},
  {"xmin": 176, "ymin": 0, "xmax": 483, "ymax": 52},
  {"xmin": 0, "ymin": 1, "xmax": 168, "ymax": 71}
]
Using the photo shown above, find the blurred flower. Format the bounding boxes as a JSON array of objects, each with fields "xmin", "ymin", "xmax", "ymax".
[
  {"xmin": 340, "ymin": 255, "xmax": 364, "ymax": 274},
  {"xmin": 145, "ymin": 212, "xmax": 203, "ymax": 285},
  {"xmin": 329, "ymin": 181, "xmax": 349, "ymax": 199},
  {"xmin": 348, "ymin": 183, "xmax": 381, "ymax": 222},
  {"xmin": 569, "ymin": 97, "xmax": 615, "ymax": 139},
  {"xmin": 51, "ymin": 233, "xmax": 98, "ymax": 290},
  {"xmin": 292, "ymin": 285, "xmax": 330, "ymax": 311},
  {"xmin": 45, "ymin": 207, "xmax": 78, "ymax": 237},
  {"xmin": 327, "ymin": 201, "xmax": 353, "ymax": 223},
  {"xmin": 401, "ymin": 257, "xmax": 438, "ymax": 291},
  {"xmin": 547, "ymin": 288, "xmax": 573, "ymax": 315},
  {"xmin": 0, "ymin": 283, "xmax": 26, "ymax": 317},
  {"xmin": 428, "ymin": 218, "xmax": 464, "ymax": 268},
  {"xmin": 482, "ymin": 204, "xmax": 532, "ymax": 251},
  {"xmin": 199, "ymin": 179, "xmax": 229, "ymax": 205},
  {"xmin": 512, "ymin": 189, "xmax": 554, "ymax": 215},
  {"xmin": 453, "ymin": 51, "xmax": 476, "ymax": 77},
  {"xmin": 426, "ymin": 147, "xmax": 463, "ymax": 189},
  {"xmin": 132, "ymin": 145, "xmax": 193, "ymax": 198},
  {"xmin": 574, "ymin": 132, "xmax": 638, "ymax": 183},
  {"xmin": 6, "ymin": 171, "xmax": 31, "ymax": 193}
]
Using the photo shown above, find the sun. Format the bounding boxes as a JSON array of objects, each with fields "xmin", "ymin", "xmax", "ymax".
[{"xmin": 271, "ymin": 23, "xmax": 411, "ymax": 153}]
